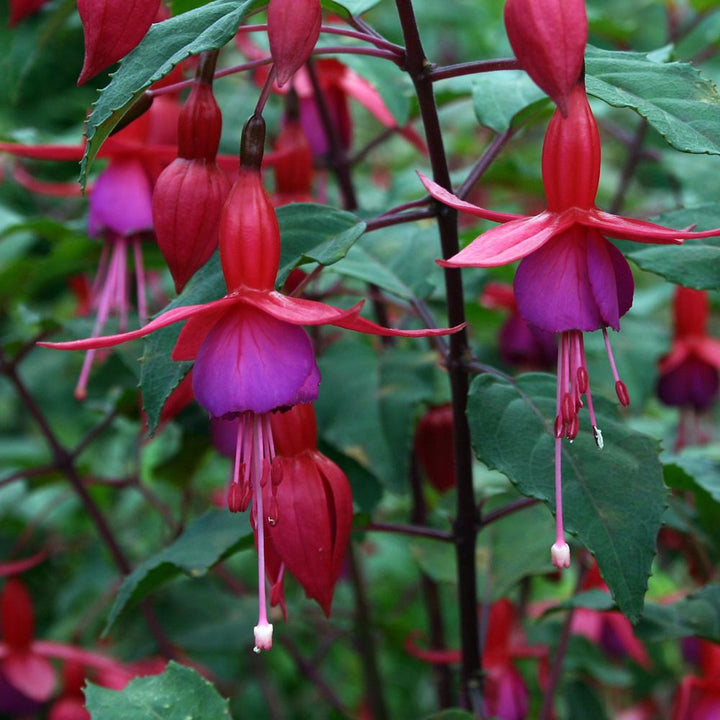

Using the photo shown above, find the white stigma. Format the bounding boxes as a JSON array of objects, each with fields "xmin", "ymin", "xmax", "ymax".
[
  {"xmin": 592, "ymin": 425, "xmax": 604, "ymax": 449},
  {"xmin": 253, "ymin": 622, "xmax": 274, "ymax": 653},
  {"xmin": 551, "ymin": 541, "xmax": 571, "ymax": 569}
]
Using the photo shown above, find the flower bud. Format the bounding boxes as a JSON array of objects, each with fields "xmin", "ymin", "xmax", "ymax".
[
  {"xmin": 504, "ymin": 0, "xmax": 587, "ymax": 115},
  {"xmin": 268, "ymin": 0, "xmax": 322, "ymax": 87}
]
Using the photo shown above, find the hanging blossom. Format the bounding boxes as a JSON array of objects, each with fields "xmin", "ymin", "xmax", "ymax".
[
  {"xmin": 419, "ymin": 82, "xmax": 720, "ymax": 568},
  {"xmin": 672, "ymin": 641, "xmax": 720, "ymax": 720},
  {"xmin": 657, "ymin": 287, "xmax": 720, "ymax": 450},
  {"xmin": 0, "ymin": 93, "xmax": 184, "ymax": 399},
  {"xmin": 41, "ymin": 115, "xmax": 460, "ymax": 651},
  {"xmin": 213, "ymin": 403, "xmax": 352, "ymax": 620}
]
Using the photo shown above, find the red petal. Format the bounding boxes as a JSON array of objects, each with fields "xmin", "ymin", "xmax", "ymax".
[
  {"xmin": 38, "ymin": 297, "xmax": 238, "ymax": 352},
  {"xmin": 11, "ymin": 164, "xmax": 84, "ymax": 197},
  {"xmin": 0, "ymin": 142, "xmax": 84, "ymax": 161},
  {"xmin": 236, "ymin": 289, "xmax": 364, "ymax": 326},
  {"xmin": 695, "ymin": 338, "xmax": 720, "ymax": 369},
  {"xmin": 404, "ymin": 631, "xmax": 461, "ymax": 665},
  {"xmin": 2, "ymin": 653, "xmax": 55, "ymax": 701},
  {"xmin": 77, "ymin": 0, "xmax": 161, "ymax": 84},
  {"xmin": 9, "ymin": 0, "xmax": 48, "ymax": 26},
  {"xmin": 439, "ymin": 211, "xmax": 574, "ymax": 267},
  {"xmin": 418, "ymin": 173, "xmax": 524, "ymax": 223},
  {"xmin": 582, "ymin": 208, "xmax": 720, "ymax": 243},
  {"xmin": 335, "ymin": 313, "xmax": 465, "ymax": 337},
  {"xmin": 172, "ymin": 307, "xmax": 231, "ymax": 361}
]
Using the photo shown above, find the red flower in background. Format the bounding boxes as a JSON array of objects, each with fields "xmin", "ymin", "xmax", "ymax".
[
  {"xmin": 657, "ymin": 287, "xmax": 720, "ymax": 449},
  {"xmin": 673, "ymin": 641, "xmax": 720, "ymax": 720}
]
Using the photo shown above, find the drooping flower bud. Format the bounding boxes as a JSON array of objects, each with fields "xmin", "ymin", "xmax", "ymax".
[
  {"xmin": 504, "ymin": 0, "xmax": 587, "ymax": 115},
  {"xmin": 152, "ymin": 52, "xmax": 231, "ymax": 292},
  {"xmin": 414, "ymin": 405, "xmax": 456, "ymax": 493},
  {"xmin": 268, "ymin": 0, "xmax": 322, "ymax": 87},
  {"xmin": 273, "ymin": 95, "xmax": 315, "ymax": 204},
  {"xmin": 77, "ymin": 0, "xmax": 161, "ymax": 84}
]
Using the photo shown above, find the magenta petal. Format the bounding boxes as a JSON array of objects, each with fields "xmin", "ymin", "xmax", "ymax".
[
  {"xmin": 657, "ymin": 356, "xmax": 720, "ymax": 410},
  {"xmin": 586, "ymin": 230, "xmax": 634, "ymax": 331},
  {"xmin": 418, "ymin": 173, "xmax": 523, "ymax": 223},
  {"xmin": 192, "ymin": 306, "xmax": 320, "ymax": 417},
  {"xmin": 514, "ymin": 227, "xmax": 603, "ymax": 332},
  {"xmin": 2, "ymin": 653, "xmax": 55, "ymax": 702},
  {"xmin": 441, "ymin": 210, "xmax": 575, "ymax": 268},
  {"xmin": 88, "ymin": 159, "xmax": 153, "ymax": 238},
  {"xmin": 40, "ymin": 296, "xmax": 238, "ymax": 351}
]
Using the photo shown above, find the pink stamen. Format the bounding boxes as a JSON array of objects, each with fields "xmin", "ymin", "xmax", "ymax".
[
  {"xmin": 133, "ymin": 237, "xmax": 148, "ymax": 324},
  {"xmin": 554, "ymin": 336, "xmax": 565, "ymax": 438},
  {"xmin": 74, "ymin": 239, "xmax": 126, "ymax": 400},
  {"xmin": 551, "ymin": 436, "xmax": 570, "ymax": 569},
  {"xmin": 602, "ymin": 328, "xmax": 630, "ymax": 406},
  {"xmin": 252, "ymin": 413, "xmax": 274, "ymax": 653}
]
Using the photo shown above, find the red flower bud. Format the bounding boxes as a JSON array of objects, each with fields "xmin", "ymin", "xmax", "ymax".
[
  {"xmin": 153, "ymin": 64, "xmax": 230, "ymax": 292},
  {"xmin": 1, "ymin": 579, "xmax": 34, "ymax": 651},
  {"xmin": 273, "ymin": 119, "xmax": 314, "ymax": 204},
  {"xmin": 268, "ymin": 0, "xmax": 322, "ymax": 87},
  {"xmin": 504, "ymin": 0, "xmax": 587, "ymax": 115},
  {"xmin": 414, "ymin": 404, "xmax": 456, "ymax": 492}
]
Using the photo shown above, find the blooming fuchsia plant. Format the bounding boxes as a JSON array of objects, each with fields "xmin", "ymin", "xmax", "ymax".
[
  {"xmin": 420, "ymin": 3, "xmax": 720, "ymax": 568},
  {"xmin": 5, "ymin": 0, "xmax": 720, "ymax": 717}
]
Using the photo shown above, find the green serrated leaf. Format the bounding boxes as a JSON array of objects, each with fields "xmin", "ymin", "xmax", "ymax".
[
  {"xmin": 276, "ymin": 203, "xmax": 366, "ymax": 286},
  {"xmin": 85, "ymin": 662, "xmax": 232, "ymax": 720},
  {"xmin": 331, "ymin": 245, "xmax": 414, "ymax": 299},
  {"xmin": 82, "ymin": 0, "xmax": 259, "ymax": 186},
  {"xmin": 585, "ymin": 45, "xmax": 720, "ymax": 155},
  {"xmin": 104, "ymin": 510, "xmax": 252, "ymax": 634},
  {"xmin": 623, "ymin": 205, "xmax": 720, "ymax": 290},
  {"xmin": 472, "ymin": 70, "xmax": 549, "ymax": 133},
  {"xmin": 467, "ymin": 373, "xmax": 666, "ymax": 622}
]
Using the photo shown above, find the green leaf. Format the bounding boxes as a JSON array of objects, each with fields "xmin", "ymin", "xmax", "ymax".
[
  {"xmin": 104, "ymin": 510, "xmax": 252, "ymax": 634},
  {"xmin": 140, "ymin": 205, "xmax": 365, "ymax": 432},
  {"xmin": 639, "ymin": 584, "xmax": 720, "ymax": 642},
  {"xmin": 276, "ymin": 203, "xmax": 366, "ymax": 286},
  {"xmin": 423, "ymin": 712, "xmax": 477, "ymax": 720},
  {"xmin": 472, "ymin": 70, "xmax": 549, "ymax": 133},
  {"xmin": 564, "ymin": 681, "xmax": 609, "ymax": 720},
  {"xmin": 321, "ymin": 0, "xmax": 383, "ymax": 17},
  {"xmin": 585, "ymin": 45, "xmax": 720, "ymax": 155},
  {"xmin": 85, "ymin": 662, "xmax": 232, "ymax": 720},
  {"xmin": 467, "ymin": 373, "xmax": 666, "ymax": 622},
  {"xmin": 81, "ymin": 0, "xmax": 258, "ymax": 186},
  {"xmin": 331, "ymin": 245, "xmax": 414, "ymax": 299},
  {"xmin": 622, "ymin": 205, "xmax": 720, "ymax": 290}
]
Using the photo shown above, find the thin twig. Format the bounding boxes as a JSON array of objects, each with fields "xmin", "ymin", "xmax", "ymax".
[
  {"xmin": 363, "ymin": 521, "xmax": 454, "ymax": 542},
  {"xmin": 429, "ymin": 58, "xmax": 520, "ymax": 82}
]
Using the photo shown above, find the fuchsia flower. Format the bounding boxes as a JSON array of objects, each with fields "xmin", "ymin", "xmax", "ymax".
[
  {"xmin": 672, "ymin": 641, "xmax": 720, "ymax": 720},
  {"xmin": 657, "ymin": 287, "xmax": 720, "ymax": 449},
  {"xmin": 41, "ymin": 115, "xmax": 459, "ymax": 650},
  {"xmin": 480, "ymin": 282, "xmax": 556, "ymax": 372},
  {"xmin": 8, "ymin": 0, "xmax": 47, "ymax": 26},
  {"xmin": 0, "ymin": 96, "xmax": 185, "ymax": 399},
  {"xmin": 406, "ymin": 599, "xmax": 545, "ymax": 720},
  {"xmin": 267, "ymin": 0, "xmax": 322, "ymax": 87},
  {"xmin": 420, "ymin": 81, "xmax": 720, "ymax": 568}
]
